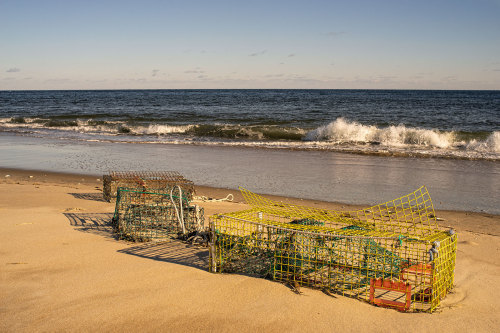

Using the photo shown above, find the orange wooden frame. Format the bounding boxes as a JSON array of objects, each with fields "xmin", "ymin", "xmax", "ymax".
[{"xmin": 370, "ymin": 278, "xmax": 412, "ymax": 312}]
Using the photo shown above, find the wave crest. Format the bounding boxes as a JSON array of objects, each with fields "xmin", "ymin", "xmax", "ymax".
[
  {"xmin": 1, "ymin": 116, "xmax": 499, "ymax": 159},
  {"xmin": 466, "ymin": 131, "xmax": 500, "ymax": 153},
  {"xmin": 305, "ymin": 118, "xmax": 457, "ymax": 149},
  {"xmin": 137, "ymin": 124, "xmax": 194, "ymax": 135}
]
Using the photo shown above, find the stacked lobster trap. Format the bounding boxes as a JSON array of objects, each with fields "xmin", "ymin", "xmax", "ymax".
[
  {"xmin": 208, "ymin": 186, "xmax": 457, "ymax": 312},
  {"xmin": 109, "ymin": 171, "xmax": 203, "ymax": 242},
  {"xmin": 103, "ymin": 171, "xmax": 195, "ymax": 202}
]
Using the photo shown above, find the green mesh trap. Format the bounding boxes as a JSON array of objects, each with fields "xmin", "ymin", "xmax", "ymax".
[
  {"xmin": 112, "ymin": 187, "xmax": 204, "ymax": 242},
  {"xmin": 103, "ymin": 171, "xmax": 195, "ymax": 202}
]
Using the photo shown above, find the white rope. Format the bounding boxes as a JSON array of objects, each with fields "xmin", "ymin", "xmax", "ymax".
[
  {"xmin": 193, "ymin": 193, "xmax": 234, "ymax": 203},
  {"xmin": 170, "ymin": 185, "xmax": 186, "ymax": 234},
  {"xmin": 195, "ymin": 205, "xmax": 204, "ymax": 232}
]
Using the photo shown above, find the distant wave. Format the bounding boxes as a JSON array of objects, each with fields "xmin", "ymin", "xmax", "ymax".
[
  {"xmin": 0, "ymin": 117, "xmax": 306, "ymax": 141},
  {"xmin": 1, "ymin": 116, "xmax": 499, "ymax": 161}
]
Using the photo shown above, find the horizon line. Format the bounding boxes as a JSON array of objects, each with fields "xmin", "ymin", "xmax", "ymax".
[{"xmin": 1, "ymin": 88, "xmax": 499, "ymax": 92}]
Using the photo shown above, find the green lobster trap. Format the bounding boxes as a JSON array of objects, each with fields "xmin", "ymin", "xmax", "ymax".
[
  {"xmin": 103, "ymin": 171, "xmax": 195, "ymax": 202},
  {"xmin": 112, "ymin": 186, "xmax": 204, "ymax": 242},
  {"xmin": 209, "ymin": 186, "xmax": 457, "ymax": 312}
]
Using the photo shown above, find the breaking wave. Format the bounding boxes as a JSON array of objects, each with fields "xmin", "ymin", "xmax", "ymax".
[
  {"xmin": 307, "ymin": 118, "xmax": 456, "ymax": 148},
  {"xmin": 0, "ymin": 117, "xmax": 305, "ymax": 141},
  {"xmin": 0, "ymin": 116, "xmax": 499, "ymax": 160},
  {"xmin": 304, "ymin": 118, "xmax": 499, "ymax": 155}
]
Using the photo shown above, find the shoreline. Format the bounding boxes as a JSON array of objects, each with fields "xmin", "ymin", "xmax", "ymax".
[
  {"xmin": 2, "ymin": 166, "xmax": 499, "ymax": 236},
  {"xmin": 2, "ymin": 133, "xmax": 499, "ymax": 215},
  {"xmin": 2, "ymin": 131, "xmax": 499, "ymax": 162}
]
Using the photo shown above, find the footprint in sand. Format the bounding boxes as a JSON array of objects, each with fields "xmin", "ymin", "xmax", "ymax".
[
  {"xmin": 459, "ymin": 240, "xmax": 479, "ymax": 246},
  {"xmin": 63, "ymin": 207, "xmax": 85, "ymax": 213},
  {"xmin": 439, "ymin": 287, "xmax": 468, "ymax": 310}
]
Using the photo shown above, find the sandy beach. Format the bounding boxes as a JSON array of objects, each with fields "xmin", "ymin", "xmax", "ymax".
[{"xmin": 1, "ymin": 168, "xmax": 499, "ymax": 332}]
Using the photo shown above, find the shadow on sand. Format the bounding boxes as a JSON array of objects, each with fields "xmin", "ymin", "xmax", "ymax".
[
  {"xmin": 63, "ymin": 212, "xmax": 208, "ymax": 270},
  {"xmin": 118, "ymin": 241, "xmax": 209, "ymax": 271},
  {"xmin": 68, "ymin": 192, "xmax": 108, "ymax": 202},
  {"xmin": 63, "ymin": 212, "xmax": 115, "ymax": 239}
]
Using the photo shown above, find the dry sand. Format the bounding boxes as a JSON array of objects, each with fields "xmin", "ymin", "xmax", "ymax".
[{"xmin": 1, "ymin": 169, "xmax": 499, "ymax": 332}]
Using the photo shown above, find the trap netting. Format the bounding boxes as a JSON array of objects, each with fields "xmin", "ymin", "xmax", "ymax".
[
  {"xmin": 208, "ymin": 186, "xmax": 457, "ymax": 312},
  {"xmin": 103, "ymin": 171, "xmax": 195, "ymax": 202},
  {"xmin": 112, "ymin": 187, "xmax": 204, "ymax": 242}
]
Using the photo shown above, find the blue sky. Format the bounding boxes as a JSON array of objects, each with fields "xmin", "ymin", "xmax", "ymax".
[{"xmin": 1, "ymin": 0, "xmax": 499, "ymax": 89}]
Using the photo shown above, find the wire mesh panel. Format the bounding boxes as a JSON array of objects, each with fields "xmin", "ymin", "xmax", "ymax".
[
  {"xmin": 113, "ymin": 187, "xmax": 204, "ymax": 241},
  {"xmin": 209, "ymin": 188, "xmax": 457, "ymax": 313},
  {"xmin": 239, "ymin": 186, "xmax": 439, "ymax": 237},
  {"xmin": 103, "ymin": 171, "xmax": 195, "ymax": 202}
]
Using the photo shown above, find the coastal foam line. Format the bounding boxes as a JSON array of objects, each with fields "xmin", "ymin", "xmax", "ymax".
[{"xmin": 1, "ymin": 117, "xmax": 499, "ymax": 161}]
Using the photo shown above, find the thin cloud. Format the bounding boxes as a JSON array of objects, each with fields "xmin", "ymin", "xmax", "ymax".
[
  {"xmin": 287, "ymin": 53, "xmax": 295, "ymax": 57},
  {"xmin": 286, "ymin": 74, "xmax": 309, "ymax": 81},
  {"xmin": 264, "ymin": 74, "xmax": 285, "ymax": 78},
  {"xmin": 44, "ymin": 78, "xmax": 72, "ymax": 83},
  {"xmin": 376, "ymin": 75, "xmax": 397, "ymax": 80},
  {"xmin": 249, "ymin": 50, "xmax": 267, "ymax": 57},
  {"xmin": 325, "ymin": 31, "xmax": 346, "ymax": 37},
  {"xmin": 6, "ymin": 68, "xmax": 20, "ymax": 73},
  {"xmin": 151, "ymin": 69, "xmax": 160, "ymax": 77},
  {"xmin": 443, "ymin": 76, "xmax": 457, "ymax": 81},
  {"xmin": 184, "ymin": 69, "xmax": 205, "ymax": 74}
]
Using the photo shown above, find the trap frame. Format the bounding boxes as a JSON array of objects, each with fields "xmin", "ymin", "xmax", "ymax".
[
  {"xmin": 112, "ymin": 187, "xmax": 204, "ymax": 242},
  {"xmin": 103, "ymin": 171, "xmax": 195, "ymax": 202},
  {"xmin": 209, "ymin": 186, "xmax": 457, "ymax": 312}
]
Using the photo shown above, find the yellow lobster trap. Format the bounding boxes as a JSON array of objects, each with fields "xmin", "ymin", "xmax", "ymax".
[{"xmin": 209, "ymin": 186, "xmax": 457, "ymax": 312}]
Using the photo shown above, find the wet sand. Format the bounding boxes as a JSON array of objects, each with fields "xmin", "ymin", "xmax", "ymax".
[
  {"xmin": 1, "ymin": 168, "xmax": 499, "ymax": 332},
  {"xmin": 1, "ymin": 134, "xmax": 499, "ymax": 214}
]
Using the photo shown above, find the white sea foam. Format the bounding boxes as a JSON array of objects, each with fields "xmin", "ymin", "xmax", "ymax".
[
  {"xmin": 466, "ymin": 131, "xmax": 500, "ymax": 153},
  {"xmin": 136, "ymin": 124, "xmax": 194, "ymax": 135},
  {"xmin": 1, "ymin": 117, "xmax": 499, "ymax": 160},
  {"xmin": 304, "ymin": 118, "xmax": 456, "ymax": 149}
]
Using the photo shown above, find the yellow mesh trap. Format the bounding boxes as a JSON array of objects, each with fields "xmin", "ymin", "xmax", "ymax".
[{"xmin": 208, "ymin": 186, "xmax": 457, "ymax": 312}]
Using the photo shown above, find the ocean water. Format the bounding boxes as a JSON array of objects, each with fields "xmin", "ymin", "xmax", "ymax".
[{"xmin": 1, "ymin": 89, "xmax": 499, "ymax": 160}]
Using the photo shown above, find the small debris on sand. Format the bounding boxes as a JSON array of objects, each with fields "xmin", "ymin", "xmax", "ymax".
[{"xmin": 63, "ymin": 207, "xmax": 85, "ymax": 212}]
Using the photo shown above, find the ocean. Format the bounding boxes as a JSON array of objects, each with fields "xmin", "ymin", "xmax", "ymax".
[
  {"xmin": 1, "ymin": 89, "xmax": 499, "ymax": 160},
  {"xmin": 1, "ymin": 89, "xmax": 499, "ymax": 213}
]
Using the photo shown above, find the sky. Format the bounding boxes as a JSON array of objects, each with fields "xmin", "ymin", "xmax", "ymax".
[{"xmin": 1, "ymin": 0, "xmax": 500, "ymax": 90}]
